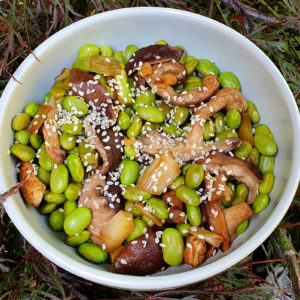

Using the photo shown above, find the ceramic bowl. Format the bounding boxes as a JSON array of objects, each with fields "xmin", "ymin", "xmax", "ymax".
[{"xmin": 1, "ymin": 7, "xmax": 299, "ymax": 291}]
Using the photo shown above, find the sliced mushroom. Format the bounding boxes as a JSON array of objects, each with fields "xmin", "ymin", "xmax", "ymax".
[
  {"xmin": 184, "ymin": 235, "xmax": 206, "ymax": 267},
  {"xmin": 224, "ymin": 202, "xmax": 254, "ymax": 242},
  {"xmin": 20, "ymin": 162, "xmax": 46, "ymax": 207}
]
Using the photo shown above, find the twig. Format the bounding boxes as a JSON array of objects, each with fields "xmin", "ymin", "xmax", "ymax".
[
  {"xmin": 208, "ymin": 0, "xmax": 214, "ymax": 18},
  {"xmin": 0, "ymin": 182, "xmax": 24, "ymax": 204},
  {"xmin": 277, "ymin": 222, "xmax": 300, "ymax": 229}
]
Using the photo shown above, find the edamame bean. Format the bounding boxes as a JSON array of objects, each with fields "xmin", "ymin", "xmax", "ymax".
[
  {"xmin": 127, "ymin": 116, "xmax": 142, "ymax": 138},
  {"xmin": 248, "ymin": 147, "xmax": 260, "ymax": 167},
  {"xmin": 168, "ymin": 176, "xmax": 184, "ymax": 190},
  {"xmin": 172, "ymin": 106, "xmax": 189, "ymax": 126},
  {"xmin": 50, "ymin": 164, "xmax": 69, "ymax": 194},
  {"xmin": 78, "ymin": 243, "xmax": 108, "ymax": 263},
  {"xmin": 78, "ymin": 44, "xmax": 99, "ymax": 60},
  {"xmin": 30, "ymin": 134, "xmax": 43, "ymax": 149},
  {"xmin": 254, "ymin": 135, "xmax": 277, "ymax": 156},
  {"xmin": 212, "ymin": 112, "xmax": 224, "ymax": 120},
  {"xmin": 63, "ymin": 207, "xmax": 92, "ymax": 236},
  {"xmin": 50, "ymin": 85, "xmax": 66, "ymax": 99},
  {"xmin": 259, "ymin": 172, "xmax": 274, "ymax": 194},
  {"xmin": 78, "ymin": 141, "xmax": 99, "ymax": 169},
  {"xmin": 203, "ymin": 120, "xmax": 215, "ymax": 140},
  {"xmin": 15, "ymin": 130, "xmax": 30, "ymax": 145},
  {"xmin": 25, "ymin": 102, "xmax": 40, "ymax": 117},
  {"xmin": 147, "ymin": 197, "xmax": 169, "ymax": 219},
  {"xmin": 254, "ymin": 124, "xmax": 274, "ymax": 140},
  {"xmin": 185, "ymin": 164, "xmax": 204, "ymax": 189},
  {"xmin": 133, "ymin": 90, "xmax": 155, "ymax": 112},
  {"xmin": 215, "ymin": 116, "xmax": 225, "ymax": 135},
  {"xmin": 124, "ymin": 145, "xmax": 138, "ymax": 159},
  {"xmin": 185, "ymin": 75, "xmax": 202, "ymax": 84},
  {"xmin": 116, "ymin": 68, "xmax": 134, "ymax": 106},
  {"xmin": 236, "ymin": 219, "xmax": 248, "ymax": 236},
  {"xmin": 258, "ymin": 155, "xmax": 274, "ymax": 174},
  {"xmin": 44, "ymin": 191, "xmax": 66, "ymax": 204},
  {"xmin": 12, "ymin": 113, "xmax": 31, "ymax": 131},
  {"xmin": 138, "ymin": 106, "xmax": 165, "ymax": 123},
  {"xmin": 66, "ymin": 154, "xmax": 85, "ymax": 183},
  {"xmin": 64, "ymin": 200, "xmax": 77, "ymax": 218},
  {"xmin": 142, "ymin": 215, "xmax": 154, "ymax": 227},
  {"xmin": 62, "ymin": 118, "xmax": 83, "ymax": 135},
  {"xmin": 63, "ymin": 96, "xmax": 89, "ymax": 117},
  {"xmin": 113, "ymin": 51, "xmax": 126, "ymax": 65},
  {"xmin": 39, "ymin": 144, "xmax": 55, "ymax": 171},
  {"xmin": 176, "ymin": 223, "xmax": 191, "ymax": 237},
  {"xmin": 49, "ymin": 208, "xmax": 64, "ymax": 231},
  {"xmin": 197, "ymin": 59, "xmax": 220, "ymax": 76},
  {"xmin": 10, "ymin": 144, "xmax": 35, "ymax": 161},
  {"xmin": 65, "ymin": 182, "xmax": 82, "ymax": 201},
  {"xmin": 100, "ymin": 44, "xmax": 112, "ymax": 56},
  {"xmin": 176, "ymin": 45, "xmax": 186, "ymax": 64},
  {"xmin": 44, "ymin": 92, "xmax": 51, "ymax": 104},
  {"xmin": 122, "ymin": 186, "xmax": 152, "ymax": 202},
  {"xmin": 162, "ymin": 124, "xmax": 183, "ymax": 137},
  {"xmin": 59, "ymin": 132, "xmax": 76, "ymax": 151},
  {"xmin": 117, "ymin": 111, "xmax": 131, "ymax": 130},
  {"xmin": 181, "ymin": 163, "xmax": 192, "ymax": 176},
  {"xmin": 157, "ymin": 102, "xmax": 172, "ymax": 117},
  {"xmin": 186, "ymin": 204, "xmax": 201, "ymax": 226},
  {"xmin": 234, "ymin": 142, "xmax": 252, "ymax": 160},
  {"xmin": 184, "ymin": 81, "xmax": 202, "ymax": 92},
  {"xmin": 252, "ymin": 194, "xmax": 269, "ymax": 213},
  {"xmin": 185, "ymin": 57, "xmax": 198, "ymax": 75},
  {"xmin": 126, "ymin": 219, "xmax": 147, "ymax": 242},
  {"xmin": 66, "ymin": 230, "xmax": 91, "ymax": 247},
  {"xmin": 121, "ymin": 160, "xmax": 140, "ymax": 185},
  {"xmin": 40, "ymin": 202, "xmax": 57, "ymax": 214},
  {"xmin": 124, "ymin": 44, "xmax": 139, "ymax": 63},
  {"xmin": 124, "ymin": 106, "xmax": 134, "ymax": 117},
  {"xmin": 219, "ymin": 72, "xmax": 241, "ymax": 91},
  {"xmin": 154, "ymin": 40, "xmax": 168, "ymax": 45},
  {"xmin": 176, "ymin": 185, "xmax": 200, "ymax": 206},
  {"xmin": 37, "ymin": 167, "xmax": 51, "ymax": 185},
  {"xmin": 72, "ymin": 59, "xmax": 88, "ymax": 72},
  {"xmin": 162, "ymin": 228, "xmax": 184, "ymax": 266},
  {"xmin": 231, "ymin": 183, "xmax": 248, "ymax": 205},
  {"xmin": 141, "ymin": 122, "xmax": 160, "ymax": 137},
  {"xmin": 215, "ymin": 130, "xmax": 238, "ymax": 140},
  {"xmin": 125, "ymin": 201, "xmax": 143, "ymax": 217},
  {"xmin": 226, "ymin": 109, "xmax": 241, "ymax": 129},
  {"xmin": 246, "ymin": 101, "xmax": 260, "ymax": 124}
]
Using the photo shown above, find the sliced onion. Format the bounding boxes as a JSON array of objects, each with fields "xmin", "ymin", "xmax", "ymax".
[
  {"xmin": 133, "ymin": 202, "xmax": 163, "ymax": 227},
  {"xmin": 84, "ymin": 56, "xmax": 122, "ymax": 76},
  {"xmin": 188, "ymin": 227, "xmax": 224, "ymax": 248},
  {"xmin": 238, "ymin": 113, "xmax": 254, "ymax": 146}
]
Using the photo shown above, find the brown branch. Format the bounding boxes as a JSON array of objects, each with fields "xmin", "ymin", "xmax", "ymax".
[
  {"xmin": 277, "ymin": 222, "xmax": 300, "ymax": 229},
  {"xmin": 0, "ymin": 182, "xmax": 24, "ymax": 204}
]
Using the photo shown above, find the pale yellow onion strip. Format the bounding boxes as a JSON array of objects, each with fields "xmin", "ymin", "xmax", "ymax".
[
  {"xmin": 84, "ymin": 56, "xmax": 122, "ymax": 76},
  {"xmin": 133, "ymin": 202, "xmax": 163, "ymax": 227},
  {"xmin": 188, "ymin": 227, "xmax": 224, "ymax": 248}
]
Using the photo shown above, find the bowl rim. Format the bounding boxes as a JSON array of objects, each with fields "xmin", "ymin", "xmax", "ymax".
[{"xmin": 1, "ymin": 7, "xmax": 300, "ymax": 291}]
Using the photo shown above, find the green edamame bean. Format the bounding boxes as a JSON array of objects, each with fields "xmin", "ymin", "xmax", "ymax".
[
  {"xmin": 246, "ymin": 101, "xmax": 260, "ymax": 124},
  {"xmin": 185, "ymin": 164, "xmax": 204, "ymax": 189},
  {"xmin": 222, "ymin": 182, "xmax": 234, "ymax": 207},
  {"xmin": 40, "ymin": 202, "xmax": 57, "ymax": 214},
  {"xmin": 37, "ymin": 167, "xmax": 51, "ymax": 185},
  {"xmin": 12, "ymin": 113, "xmax": 31, "ymax": 131},
  {"xmin": 10, "ymin": 144, "xmax": 35, "ymax": 161},
  {"xmin": 30, "ymin": 134, "xmax": 43, "ymax": 149},
  {"xmin": 65, "ymin": 182, "xmax": 82, "ymax": 201},
  {"xmin": 168, "ymin": 176, "xmax": 184, "ymax": 190},
  {"xmin": 176, "ymin": 223, "xmax": 191, "ymax": 237},
  {"xmin": 254, "ymin": 135, "xmax": 277, "ymax": 156},
  {"xmin": 248, "ymin": 147, "xmax": 260, "ymax": 167},
  {"xmin": 176, "ymin": 45, "xmax": 186, "ymax": 64},
  {"xmin": 259, "ymin": 172, "xmax": 274, "ymax": 194},
  {"xmin": 212, "ymin": 112, "xmax": 225, "ymax": 120},
  {"xmin": 64, "ymin": 207, "xmax": 91, "ymax": 236},
  {"xmin": 68, "ymin": 146, "xmax": 79, "ymax": 155},
  {"xmin": 66, "ymin": 230, "xmax": 90, "ymax": 247},
  {"xmin": 182, "ymin": 163, "xmax": 192, "ymax": 176},
  {"xmin": 185, "ymin": 58, "xmax": 198, "ymax": 75},
  {"xmin": 185, "ymin": 76, "xmax": 202, "ymax": 84},
  {"xmin": 49, "ymin": 208, "xmax": 64, "ymax": 231},
  {"xmin": 39, "ymin": 144, "xmax": 55, "ymax": 171},
  {"xmin": 72, "ymin": 59, "xmax": 88, "ymax": 72},
  {"xmin": 186, "ymin": 204, "xmax": 201, "ymax": 226},
  {"xmin": 78, "ymin": 243, "xmax": 108, "ymax": 263},
  {"xmin": 44, "ymin": 191, "xmax": 66, "ymax": 204},
  {"xmin": 154, "ymin": 40, "xmax": 168, "ymax": 45},
  {"xmin": 215, "ymin": 129, "xmax": 238, "ymax": 140},
  {"xmin": 253, "ymin": 194, "xmax": 269, "ymax": 213},
  {"xmin": 78, "ymin": 44, "xmax": 99, "ymax": 60},
  {"xmin": 50, "ymin": 85, "xmax": 66, "ymax": 99},
  {"xmin": 133, "ymin": 90, "xmax": 155, "ymax": 112},
  {"xmin": 125, "ymin": 200, "xmax": 143, "ymax": 217},
  {"xmin": 64, "ymin": 200, "xmax": 77, "ymax": 218},
  {"xmin": 78, "ymin": 141, "xmax": 99, "ymax": 169},
  {"xmin": 116, "ymin": 68, "xmax": 134, "ymax": 106},
  {"xmin": 25, "ymin": 102, "xmax": 40, "ymax": 118},
  {"xmin": 176, "ymin": 185, "xmax": 200, "ymax": 206},
  {"xmin": 184, "ymin": 82, "xmax": 202, "ymax": 92},
  {"xmin": 162, "ymin": 228, "xmax": 184, "ymax": 266},
  {"xmin": 236, "ymin": 219, "xmax": 248, "ymax": 236},
  {"xmin": 162, "ymin": 124, "xmax": 183, "ymax": 138},
  {"xmin": 197, "ymin": 59, "xmax": 220, "ymax": 76},
  {"xmin": 124, "ymin": 106, "xmax": 134, "ymax": 117},
  {"xmin": 117, "ymin": 111, "xmax": 131, "ymax": 130},
  {"xmin": 121, "ymin": 160, "xmax": 140, "ymax": 185},
  {"xmin": 63, "ymin": 96, "xmax": 89, "ymax": 117},
  {"xmin": 142, "ymin": 215, "xmax": 154, "ymax": 227},
  {"xmin": 219, "ymin": 72, "xmax": 241, "ymax": 91},
  {"xmin": 231, "ymin": 183, "xmax": 248, "ymax": 205},
  {"xmin": 59, "ymin": 132, "xmax": 76, "ymax": 151},
  {"xmin": 62, "ymin": 118, "xmax": 83, "ymax": 135},
  {"xmin": 50, "ymin": 164, "xmax": 69, "ymax": 194},
  {"xmin": 44, "ymin": 92, "xmax": 51, "ymax": 104},
  {"xmin": 113, "ymin": 51, "xmax": 126, "ymax": 65},
  {"xmin": 172, "ymin": 106, "xmax": 189, "ymax": 126},
  {"xmin": 215, "ymin": 116, "xmax": 225, "ymax": 135},
  {"xmin": 124, "ymin": 44, "xmax": 139, "ymax": 63},
  {"xmin": 234, "ymin": 142, "xmax": 252, "ymax": 160},
  {"xmin": 66, "ymin": 154, "xmax": 84, "ymax": 183},
  {"xmin": 127, "ymin": 116, "xmax": 142, "ymax": 138},
  {"xmin": 258, "ymin": 155, "xmax": 274, "ymax": 174},
  {"xmin": 147, "ymin": 197, "xmax": 169, "ymax": 220},
  {"xmin": 124, "ymin": 145, "xmax": 138, "ymax": 159},
  {"xmin": 122, "ymin": 186, "xmax": 152, "ymax": 202},
  {"xmin": 138, "ymin": 106, "xmax": 165, "ymax": 123},
  {"xmin": 203, "ymin": 120, "xmax": 215, "ymax": 140},
  {"xmin": 15, "ymin": 130, "xmax": 30, "ymax": 145},
  {"xmin": 226, "ymin": 109, "xmax": 241, "ymax": 129},
  {"xmin": 100, "ymin": 44, "xmax": 112, "ymax": 56},
  {"xmin": 126, "ymin": 218, "xmax": 147, "ymax": 242},
  {"xmin": 254, "ymin": 124, "xmax": 274, "ymax": 140}
]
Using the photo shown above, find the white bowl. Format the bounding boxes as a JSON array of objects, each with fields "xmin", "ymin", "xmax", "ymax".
[{"xmin": 1, "ymin": 7, "xmax": 299, "ymax": 291}]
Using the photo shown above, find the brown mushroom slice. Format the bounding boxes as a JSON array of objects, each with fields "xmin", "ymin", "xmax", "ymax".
[
  {"xmin": 20, "ymin": 162, "xmax": 46, "ymax": 207},
  {"xmin": 28, "ymin": 104, "xmax": 52, "ymax": 134},
  {"xmin": 223, "ymin": 202, "xmax": 254, "ymax": 242},
  {"xmin": 113, "ymin": 228, "xmax": 165, "ymax": 275},
  {"xmin": 184, "ymin": 235, "xmax": 206, "ymax": 267},
  {"xmin": 197, "ymin": 152, "xmax": 262, "ymax": 204}
]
